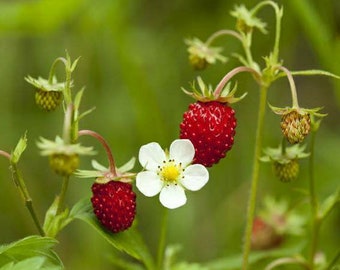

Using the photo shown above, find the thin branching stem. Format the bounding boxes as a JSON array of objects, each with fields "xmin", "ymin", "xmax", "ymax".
[
  {"xmin": 308, "ymin": 127, "xmax": 320, "ymax": 267},
  {"xmin": 10, "ymin": 162, "xmax": 45, "ymax": 236},
  {"xmin": 205, "ymin": 29, "xmax": 243, "ymax": 46},
  {"xmin": 277, "ymin": 66, "xmax": 299, "ymax": 108}
]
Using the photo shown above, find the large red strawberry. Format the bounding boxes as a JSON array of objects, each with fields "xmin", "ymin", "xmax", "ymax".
[
  {"xmin": 91, "ymin": 181, "xmax": 136, "ymax": 233},
  {"xmin": 179, "ymin": 77, "xmax": 244, "ymax": 167},
  {"xmin": 180, "ymin": 101, "xmax": 236, "ymax": 167}
]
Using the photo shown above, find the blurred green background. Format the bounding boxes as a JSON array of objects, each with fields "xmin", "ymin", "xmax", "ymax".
[{"xmin": 0, "ymin": 0, "xmax": 339, "ymax": 269}]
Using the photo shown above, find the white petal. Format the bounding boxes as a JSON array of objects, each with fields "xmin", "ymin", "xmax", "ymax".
[
  {"xmin": 169, "ymin": 139, "xmax": 195, "ymax": 167},
  {"xmin": 139, "ymin": 142, "xmax": 166, "ymax": 171},
  {"xmin": 181, "ymin": 164, "xmax": 209, "ymax": 191},
  {"xmin": 159, "ymin": 184, "xmax": 187, "ymax": 209},
  {"xmin": 136, "ymin": 171, "xmax": 163, "ymax": 197}
]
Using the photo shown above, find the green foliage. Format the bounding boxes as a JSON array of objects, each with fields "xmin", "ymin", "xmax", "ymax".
[
  {"xmin": 0, "ymin": 236, "xmax": 62, "ymax": 269},
  {"xmin": 71, "ymin": 198, "xmax": 155, "ymax": 270}
]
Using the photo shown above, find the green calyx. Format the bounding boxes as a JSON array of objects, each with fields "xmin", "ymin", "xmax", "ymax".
[
  {"xmin": 269, "ymin": 104, "xmax": 326, "ymax": 118},
  {"xmin": 182, "ymin": 76, "xmax": 247, "ymax": 103},
  {"xmin": 261, "ymin": 143, "xmax": 309, "ymax": 164},
  {"xmin": 37, "ymin": 136, "xmax": 95, "ymax": 176},
  {"xmin": 75, "ymin": 158, "xmax": 136, "ymax": 184},
  {"xmin": 37, "ymin": 136, "xmax": 96, "ymax": 157},
  {"xmin": 25, "ymin": 76, "xmax": 68, "ymax": 92},
  {"xmin": 230, "ymin": 4, "xmax": 267, "ymax": 34},
  {"xmin": 261, "ymin": 144, "xmax": 309, "ymax": 182},
  {"xmin": 185, "ymin": 38, "xmax": 227, "ymax": 70}
]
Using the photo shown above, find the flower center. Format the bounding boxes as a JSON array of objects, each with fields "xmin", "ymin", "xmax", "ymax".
[{"xmin": 160, "ymin": 161, "xmax": 181, "ymax": 183}]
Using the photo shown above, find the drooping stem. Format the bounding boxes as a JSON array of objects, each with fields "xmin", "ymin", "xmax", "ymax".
[
  {"xmin": 205, "ymin": 29, "xmax": 243, "ymax": 46},
  {"xmin": 308, "ymin": 125, "xmax": 320, "ymax": 267},
  {"xmin": 213, "ymin": 66, "xmax": 261, "ymax": 98},
  {"xmin": 48, "ymin": 57, "xmax": 67, "ymax": 84},
  {"xmin": 251, "ymin": 1, "xmax": 282, "ymax": 64},
  {"xmin": 157, "ymin": 208, "xmax": 169, "ymax": 270},
  {"xmin": 277, "ymin": 66, "xmax": 299, "ymax": 108},
  {"xmin": 10, "ymin": 162, "xmax": 45, "ymax": 236},
  {"xmin": 242, "ymin": 85, "xmax": 268, "ymax": 270},
  {"xmin": 0, "ymin": 150, "xmax": 11, "ymax": 160},
  {"xmin": 78, "ymin": 130, "xmax": 117, "ymax": 176},
  {"xmin": 56, "ymin": 176, "xmax": 70, "ymax": 215}
]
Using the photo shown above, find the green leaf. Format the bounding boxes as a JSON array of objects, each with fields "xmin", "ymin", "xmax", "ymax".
[
  {"xmin": 0, "ymin": 236, "xmax": 62, "ymax": 269},
  {"xmin": 10, "ymin": 133, "xmax": 27, "ymax": 164},
  {"xmin": 203, "ymin": 242, "xmax": 306, "ymax": 269},
  {"xmin": 319, "ymin": 188, "xmax": 340, "ymax": 220},
  {"xmin": 0, "ymin": 257, "xmax": 45, "ymax": 270},
  {"xmin": 72, "ymin": 198, "xmax": 155, "ymax": 270},
  {"xmin": 43, "ymin": 197, "xmax": 72, "ymax": 238}
]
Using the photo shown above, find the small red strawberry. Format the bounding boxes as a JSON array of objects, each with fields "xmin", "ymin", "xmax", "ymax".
[
  {"xmin": 180, "ymin": 101, "xmax": 236, "ymax": 167},
  {"xmin": 251, "ymin": 217, "xmax": 283, "ymax": 250},
  {"xmin": 179, "ymin": 77, "xmax": 245, "ymax": 167},
  {"xmin": 91, "ymin": 181, "xmax": 136, "ymax": 233}
]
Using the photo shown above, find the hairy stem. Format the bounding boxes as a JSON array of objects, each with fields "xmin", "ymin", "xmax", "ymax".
[
  {"xmin": 242, "ymin": 85, "xmax": 268, "ymax": 270},
  {"xmin": 10, "ymin": 163, "xmax": 45, "ymax": 236},
  {"xmin": 251, "ymin": 0, "xmax": 282, "ymax": 64},
  {"xmin": 205, "ymin": 29, "xmax": 243, "ymax": 46},
  {"xmin": 308, "ymin": 127, "xmax": 319, "ymax": 267},
  {"xmin": 277, "ymin": 66, "xmax": 299, "ymax": 108},
  {"xmin": 56, "ymin": 176, "xmax": 70, "ymax": 215}
]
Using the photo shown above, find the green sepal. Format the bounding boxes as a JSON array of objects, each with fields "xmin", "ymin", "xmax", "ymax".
[
  {"xmin": 43, "ymin": 196, "xmax": 72, "ymax": 238},
  {"xmin": 185, "ymin": 38, "xmax": 227, "ymax": 64},
  {"xmin": 182, "ymin": 77, "xmax": 246, "ymax": 103},
  {"xmin": 25, "ymin": 76, "xmax": 67, "ymax": 92},
  {"xmin": 37, "ymin": 136, "xmax": 96, "ymax": 156},
  {"xmin": 75, "ymin": 158, "xmax": 136, "ymax": 181},
  {"xmin": 230, "ymin": 4, "xmax": 267, "ymax": 34},
  {"xmin": 261, "ymin": 144, "xmax": 309, "ymax": 164},
  {"xmin": 268, "ymin": 103, "xmax": 327, "ymax": 118},
  {"xmin": 11, "ymin": 133, "xmax": 28, "ymax": 164}
]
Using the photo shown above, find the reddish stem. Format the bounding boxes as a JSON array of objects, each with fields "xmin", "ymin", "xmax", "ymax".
[
  {"xmin": 214, "ymin": 66, "xmax": 261, "ymax": 98},
  {"xmin": 0, "ymin": 150, "xmax": 11, "ymax": 160},
  {"xmin": 78, "ymin": 130, "xmax": 117, "ymax": 176}
]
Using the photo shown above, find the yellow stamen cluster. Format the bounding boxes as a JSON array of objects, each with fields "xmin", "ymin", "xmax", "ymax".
[{"xmin": 158, "ymin": 160, "xmax": 183, "ymax": 183}]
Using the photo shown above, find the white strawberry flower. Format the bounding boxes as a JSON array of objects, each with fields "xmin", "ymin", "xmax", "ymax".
[{"xmin": 136, "ymin": 139, "xmax": 209, "ymax": 209}]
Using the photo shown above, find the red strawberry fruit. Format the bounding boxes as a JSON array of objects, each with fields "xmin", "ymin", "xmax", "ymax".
[
  {"xmin": 180, "ymin": 101, "xmax": 236, "ymax": 167},
  {"xmin": 91, "ymin": 181, "xmax": 136, "ymax": 233},
  {"xmin": 179, "ymin": 77, "xmax": 245, "ymax": 167}
]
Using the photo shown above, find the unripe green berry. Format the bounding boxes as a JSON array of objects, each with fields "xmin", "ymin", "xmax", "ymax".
[
  {"xmin": 35, "ymin": 89, "xmax": 63, "ymax": 111},
  {"xmin": 273, "ymin": 160, "xmax": 299, "ymax": 182},
  {"xmin": 49, "ymin": 153, "xmax": 79, "ymax": 176},
  {"xmin": 281, "ymin": 111, "xmax": 311, "ymax": 144},
  {"xmin": 188, "ymin": 54, "xmax": 208, "ymax": 70}
]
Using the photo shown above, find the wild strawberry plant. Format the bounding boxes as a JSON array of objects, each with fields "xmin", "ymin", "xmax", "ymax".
[{"xmin": 0, "ymin": 1, "xmax": 339, "ymax": 270}]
